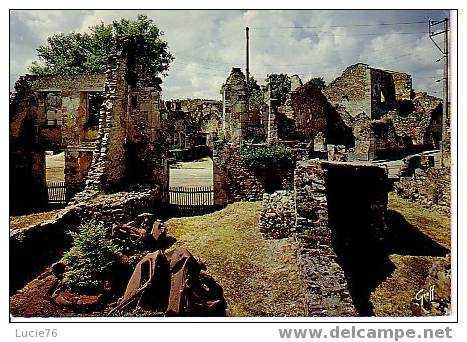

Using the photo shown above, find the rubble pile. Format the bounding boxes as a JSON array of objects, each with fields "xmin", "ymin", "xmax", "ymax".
[
  {"xmin": 258, "ymin": 190, "xmax": 295, "ymax": 239},
  {"xmin": 45, "ymin": 213, "xmax": 226, "ymax": 317}
]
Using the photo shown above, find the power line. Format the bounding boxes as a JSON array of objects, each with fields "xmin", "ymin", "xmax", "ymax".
[{"xmin": 250, "ymin": 20, "xmax": 428, "ymax": 30}]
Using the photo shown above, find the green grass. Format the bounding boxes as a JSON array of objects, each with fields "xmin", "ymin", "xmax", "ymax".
[
  {"xmin": 165, "ymin": 201, "xmax": 305, "ymax": 317},
  {"xmin": 370, "ymin": 192, "xmax": 451, "ymax": 316}
]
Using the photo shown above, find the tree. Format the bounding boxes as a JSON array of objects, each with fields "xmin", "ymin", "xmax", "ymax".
[
  {"xmin": 265, "ymin": 73, "xmax": 291, "ymax": 106},
  {"xmin": 309, "ymin": 77, "xmax": 326, "ymax": 90},
  {"xmin": 62, "ymin": 220, "xmax": 122, "ymax": 293},
  {"xmin": 28, "ymin": 14, "xmax": 174, "ymax": 77},
  {"xmin": 248, "ymin": 76, "xmax": 264, "ymax": 110}
]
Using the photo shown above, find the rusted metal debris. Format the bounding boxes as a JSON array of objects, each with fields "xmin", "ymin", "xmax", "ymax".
[
  {"xmin": 110, "ymin": 247, "xmax": 226, "ymax": 316},
  {"xmin": 111, "ymin": 213, "xmax": 168, "ymax": 252}
]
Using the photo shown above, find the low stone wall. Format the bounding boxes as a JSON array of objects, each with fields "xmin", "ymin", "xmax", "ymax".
[
  {"xmin": 294, "ymin": 159, "xmax": 390, "ymax": 316},
  {"xmin": 213, "ymin": 142, "xmax": 295, "ymax": 205},
  {"xmin": 294, "ymin": 160, "xmax": 357, "ymax": 316},
  {"xmin": 258, "ymin": 190, "xmax": 295, "ymax": 239},
  {"xmin": 394, "ymin": 166, "xmax": 450, "ymax": 214},
  {"xmin": 10, "ymin": 187, "xmax": 161, "ymax": 294}
]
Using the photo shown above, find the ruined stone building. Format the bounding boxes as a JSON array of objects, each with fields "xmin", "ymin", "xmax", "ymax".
[
  {"xmin": 164, "ymin": 99, "xmax": 222, "ymax": 150},
  {"xmin": 323, "ymin": 63, "xmax": 412, "ymax": 119},
  {"xmin": 10, "ymin": 36, "xmax": 170, "ymax": 213},
  {"xmin": 10, "ymin": 74, "xmax": 106, "ymax": 211},
  {"xmin": 323, "ymin": 63, "xmax": 442, "ymax": 160}
]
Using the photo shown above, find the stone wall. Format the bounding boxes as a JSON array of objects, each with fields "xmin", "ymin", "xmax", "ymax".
[
  {"xmin": 222, "ymin": 68, "xmax": 248, "ymax": 142},
  {"xmin": 294, "ymin": 159, "xmax": 390, "ymax": 315},
  {"xmin": 9, "ymin": 73, "xmax": 106, "ymax": 213},
  {"xmin": 64, "ymin": 145, "xmax": 94, "ymax": 200},
  {"xmin": 324, "ymin": 63, "xmax": 411, "ymax": 120},
  {"xmin": 81, "ymin": 36, "xmax": 169, "ymax": 198},
  {"xmin": 323, "ymin": 63, "xmax": 372, "ymax": 118},
  {"xmin": 391, "ymin": 72, "xmax": 413, "ymax": 101},
  {"xmin": 394, "ymin": 166, "xmax": 450, "ymax": 214},
  {"xmin": 370, "ymin": 68, "xmax": 396, "ymax": 119},
  {"xmin": 165, "ymin": 98, "xmax": 222, "ymax": 150},
  {"xmin": 289, "ymin": 82, "xmax": 354, "ymax": 148},
  {"xmin": 213, "ymin": 142, "xmax": 295, "ymax": 205},
  {"xmin": 294, "ymin": 160, "xmax": 356, "ymax": 316},
  {"xmin": 258, "ymin": 190, "xmax": 295, "ymax": 239},
  {"xmin": 20, "ymin": 74, "xmax": 106, "ymax": 92},
  {"xmin": 350, "ymin": 114, "xmax": 408, "ymax": 161},
  {"xmin": 391, "ymin": 92, "xmax": 442, "ymax": 147}
]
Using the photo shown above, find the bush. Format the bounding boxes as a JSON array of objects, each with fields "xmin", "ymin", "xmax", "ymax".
[
  {"xmin": 62, "ymin": 220, "xmax": 122, "ymax": 293},
  {"xmin": 240, "ymin": 142, "xmax": 295, "ymax": 169}
]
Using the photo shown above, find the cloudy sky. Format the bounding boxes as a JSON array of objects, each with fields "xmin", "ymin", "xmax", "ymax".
[{"xmin": 10, "ymin": 9, "xmax": 451, "ymax": 100}]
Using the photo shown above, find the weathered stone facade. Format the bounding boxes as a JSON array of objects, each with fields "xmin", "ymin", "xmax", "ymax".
[
  {"xmin": 391, "ymin": 92, "xmax": 442, "ymax": 147},
  {"xmin": 82, "ymin": 37, "xmax": 169, "ymax": 198},
  {"xmin": 323, "ymin": 63, "xmax": 373, "ymax": 118},
  {"xmin": 222, "ymin": 68, "xmax": 248, "ymax": 142},
  {"xmin": 10, "ymin": 36, "xmax": 171, "ymax": 212},
  {"xmin": 10, "ymin": 74, "xmax": 106, "ymax": 212},
  {"xmin": 324, "ymin": 63, "xmax": 411, "ymax": 119},
  {"xmin": 165, "ymin": 99, "xmax": 222, "ymax": 150},
  {"xmin": 391, "ymin": 71, "xmax": 413, "ymax": 101},
  {"xmin": 287, "ymin": 82, "xmax": 354, "ymax": 147}
]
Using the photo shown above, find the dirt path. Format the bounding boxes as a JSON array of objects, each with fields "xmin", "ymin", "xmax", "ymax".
[{"xmin": 169, "ymin": 157, "xmax": 213, "ymax": 188}]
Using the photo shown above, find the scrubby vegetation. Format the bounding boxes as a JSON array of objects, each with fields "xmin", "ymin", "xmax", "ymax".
[
  {"xmin": 62, "ymin": 221, "xmax": 122, "ymax": 293},
  {"xmin": 240, "ymin": 141, "xmax": 295, "ymax": 169}
]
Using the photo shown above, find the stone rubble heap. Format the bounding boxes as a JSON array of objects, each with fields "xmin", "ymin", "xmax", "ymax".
[{"xmin": 258, "ymin": 190, "xmax": 296, "ymax": 239}]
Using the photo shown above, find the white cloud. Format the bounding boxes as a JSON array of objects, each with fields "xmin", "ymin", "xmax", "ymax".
[{"xmin": 10, "ymin": 9, "xmax": 450, "ymax": 99}]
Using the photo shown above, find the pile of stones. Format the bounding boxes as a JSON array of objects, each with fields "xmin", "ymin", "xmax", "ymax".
[{"xmin": 258, "ymin": 190, "xmax": 296, "ymax": 239}]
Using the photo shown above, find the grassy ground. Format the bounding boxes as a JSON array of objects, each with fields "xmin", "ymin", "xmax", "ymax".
[
  {"xmin": 10, "ymin": 209, "xmax": 62, "ymax": 231},
  {"xmin": 10, "ymin": 191, "xmax": 449, "ymax": 318},
  {"xmin": 165, "ymin": 201, "xmax": 306, "ymax": 317},
  {"xmin": 371, "ymin": 192, "xmax": 451, "ymax": 316}
]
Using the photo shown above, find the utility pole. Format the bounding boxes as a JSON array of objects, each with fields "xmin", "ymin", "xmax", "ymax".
[
  {"xmin": 429, "ymin": 18, "xmax": 449, "ymax": 167},
  {"xmin": 246, "ymin": 26, "xmax": 250, "ymax": 112}
]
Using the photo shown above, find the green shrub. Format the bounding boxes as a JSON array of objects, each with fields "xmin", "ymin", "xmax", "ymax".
[
  {"xmin": 240, "ymin": 142, "xmax": 295, "ymax": 169},
  {"xmin": 216, "ymin": 130, "xmax": 225, "ymax": 142},
  {"xmin": 62, "ymin": 220, "xmax": 122, "ymax": 293}
]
